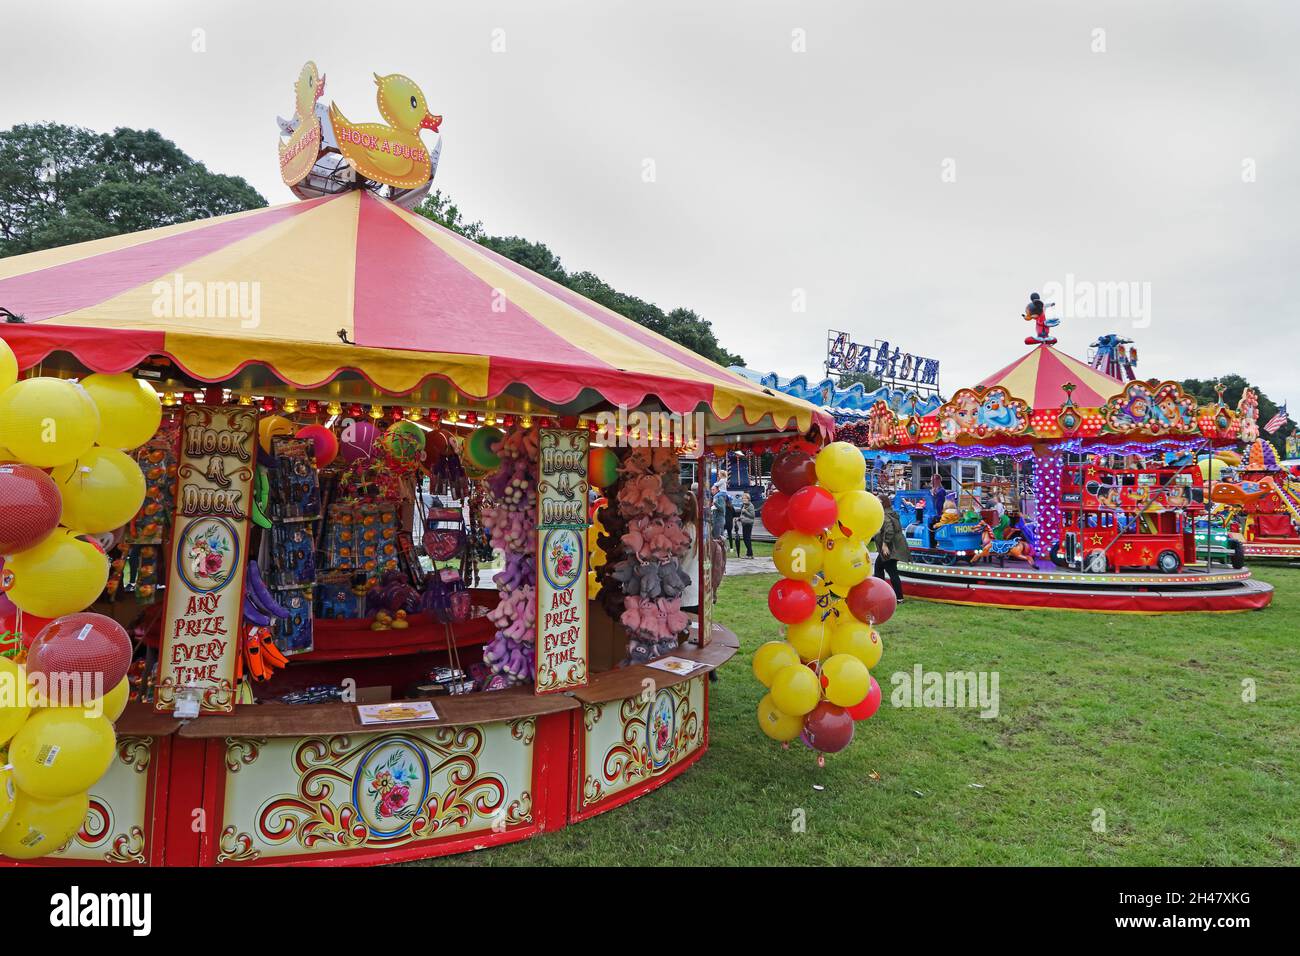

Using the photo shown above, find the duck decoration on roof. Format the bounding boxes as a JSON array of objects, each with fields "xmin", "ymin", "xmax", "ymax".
[
  {"xmin": 277, "ymin": 61, "xmax": 327, "ymax": 187},
  {"xmin": 328, "ymin": 72, "xmax": 443, "ymax": 190}
]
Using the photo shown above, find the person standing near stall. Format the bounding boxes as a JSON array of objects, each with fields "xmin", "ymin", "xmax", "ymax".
[
  {"xmin": 736, "ymin": 492, "xmax": 755, "ymax": 558},
  {"xmin": 873, "ymin": 491, "xmax": 910, "ymax": 601}
]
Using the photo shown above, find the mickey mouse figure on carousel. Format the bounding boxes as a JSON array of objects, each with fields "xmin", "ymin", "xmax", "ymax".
[{"xmin": 1023, "ymin": 292, "xmax": 1060, "ymax": 346}]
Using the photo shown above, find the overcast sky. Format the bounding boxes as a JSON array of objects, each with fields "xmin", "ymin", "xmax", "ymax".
[{"xmin": 2, "ymin": 0, "xmax": 1296, "ymax": 403}]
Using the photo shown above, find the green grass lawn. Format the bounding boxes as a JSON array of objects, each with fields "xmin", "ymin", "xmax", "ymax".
[{"xmin": 421, "ymin": 564, "xmax": 1300, "ymax": 866}]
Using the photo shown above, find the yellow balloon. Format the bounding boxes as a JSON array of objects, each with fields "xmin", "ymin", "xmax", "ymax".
[
  {"xmin": 50, "ymin": 446, "xmax": 146, "ymax": 534},
  {"xmin": 80, "ymin": 373, "xmax": 162, "ymax": 451},
  {"xmin": 773, "ymin": 531, "xmax": 824, "ymax": 582},
  {"xmin": 0, "ymin": 338, "xmax": 17, "ymax": 392},
  {"xmin": 836, "ymin": 489, "xmax": 885, "ymax": 541},
  {"xmin": 787, "ymin": 616, "xmax": 830, "ymax": 662},
  {"xmin": 822, "ymin": 653, "xmax": 871, "ymax": 707},
  {"xmin": 770, "ymin": 663, "xmax": 821, "ymax": 716},
  {"xmin": 8, "ymin": 707, "xmax": 117, "ymax": 799},
  {"xmin": 0, "ymin": 766, "xmax": 14, "ymax": 832},
  {"xmin": 94, "ymin": 678, "xmax": 130, "ymax": 723},
  {"xmin": 0, "ymin": 789, "xmax": 88, "ymax": 860},
  {"xmin": 259, "ymin": 415, "xmax": 295, "ymax": 455},
  {"xmin": 0, "ymin": 658, "xmax": 32, "ymax": 746},
  {"xmin": 829, "ymin": 617, "xmax": 883, "ymax": 670},
  {"xmin": 823, "ymin": 537, "xmax": 872, "ymax": 593},
  {"xmin": 3, "ymin": 529, "xmax": 109, "ymax": 619},
  {"xmin": 815, "ymin": 441, "xmax": 866, "ymax": 494},
  {"xmin": 757, "ymin": 693, "xmax": 804, "ymax": 742},
  {"xmin": 0, "ymin": 377, "xmax": 100, "ymax": 468},
  {"xmin": 752, "ymin": 641, "xmax": 802, "ymax": 688},
  {"xmin": 0, "ymin": 446, "xmax": 16, "ymax": 462}
]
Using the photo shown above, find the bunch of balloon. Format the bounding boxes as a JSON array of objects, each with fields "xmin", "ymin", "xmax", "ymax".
[
  {"xmin": 754, "ymin": 441, "xmax": 893, "ymax": 765},
  {"xmin": 0, "ymin": 347, "xmax": 157, "ymax": 859}
]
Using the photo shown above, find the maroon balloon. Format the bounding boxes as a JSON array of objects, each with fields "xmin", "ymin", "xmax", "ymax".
[
  {"xmin": 847, "ymin": 577, "xmax": 897, "ymax": 625},
  {"xmin": 0, "ymin": 463, "xmax": 62, "ymax": 555},
  {"xmin": 787, "ymin": 485, "xmax": 838, "ymax": 535},
  {"xmin": 26, "ymin": 612, "xmax": 133, "ymax": 700},
  {"xmin": 770, "ymin": 450, "xmax": 818, "ymax": 496},
  {"xmin": 801, "ymin": 702, "xmax": 855, "ymax": 754},
  {"xmin": 768, "ymin": 578, "xmax": 816, "ymax": 625},
  {"xmin": 761, "ymin": 491, "xmax": 793, "ymax": 537},
  {"xmin": 847, "ymin": 675, "xmax": 882, "ymax": 721}
]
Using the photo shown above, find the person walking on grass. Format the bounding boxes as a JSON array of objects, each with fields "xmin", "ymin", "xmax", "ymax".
[
  {"xmin": 736, "ymin": 493, "xmax": 756, "ymax": 558},
  {"xmin": 872, "ymin": 491, "xmax": 909, "ymax": 602}
]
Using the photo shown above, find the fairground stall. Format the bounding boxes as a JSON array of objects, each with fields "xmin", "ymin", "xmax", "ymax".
[
  {"xmin": 0, "ymin": 63, "xmax": 828, "ymax": 866},
  {"xmin": 850, "ymin": 317, "xmax": 1272, "ymax": 612}
]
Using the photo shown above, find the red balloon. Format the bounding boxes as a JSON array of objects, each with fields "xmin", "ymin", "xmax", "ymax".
[
  {"xmin": 768, "ymin": 578, "xmax": 816, "ymax": 625},
  {"xmin": 761, "ymin": 492, "xmax": 793, "ymax": 537},
  {"xmin": 787, "ymin": 485, "xmax": 838, "ymax": 535},
  {"xmin": 0, "ymin": 591, "xmax": 53, "ymax": 649},
  {"xmin": 296, "ymin": 424, "xmax": 339, "ymax": 467},
  {"xmin": 0, "ymin": 463, "xmax": 62, "ymax": 555},
  {"xmin": 770, "ymin": 450, "xmax": 818, "ymax": 496},
  {"xmin": 801, "ymin": 701, "xmax": 855, "ymax": 754},
  {"xmin": 26, "ymin": 612, "xmax": 134, "ymax": 700},
  {"xmin": 847, "ymin": 577, "xmax": 897, "ymax": 625},
  {"xmin": 847, "ymin": 675, "xmax": 883, "ymax": 721}
]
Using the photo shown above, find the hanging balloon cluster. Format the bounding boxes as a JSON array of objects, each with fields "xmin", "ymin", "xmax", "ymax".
[
  {"xmin": 0, "ymin": 342, "xmax": 157, "ymax": 858},
  {"xmin": 754, "ymin": 441, "xmax": 896, "ymax": 763},
  {"xmin": 481, "ymin": 426, "xmax": 539, "ymax": 684}
]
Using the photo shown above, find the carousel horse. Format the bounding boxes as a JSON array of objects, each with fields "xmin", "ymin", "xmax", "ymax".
[{"xmin": 970, "ymin": 519, "xmax": 1036, "ymax": 566}]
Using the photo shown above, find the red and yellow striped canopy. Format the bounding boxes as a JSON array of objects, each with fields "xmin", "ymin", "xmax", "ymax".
[
  {"xmin": 976, "ymin": 343, "xmax": 1122, "ymax": 408},
  {"xmin": 0, "ymin": 190, "xmax": 824, "ymax": 437}
]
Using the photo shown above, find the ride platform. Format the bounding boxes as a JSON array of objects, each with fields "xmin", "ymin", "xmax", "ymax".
[{"xmin": 897, "ymin": 561, "xmax": 1273, "ymax": 613}]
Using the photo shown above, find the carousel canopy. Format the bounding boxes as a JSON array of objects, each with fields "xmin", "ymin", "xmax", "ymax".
[
  {"xmin": 0, "ymin": 190, "xmax": 825, "ymax": 439},
  {"xmin": 976, "ymin": 343, "xmax": 1120, "ymax": 408}
]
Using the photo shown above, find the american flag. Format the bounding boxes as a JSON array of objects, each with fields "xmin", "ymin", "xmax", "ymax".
[{"xmin": 1264, "ymin": 403, "xmax": 1289, "ymax": 434}]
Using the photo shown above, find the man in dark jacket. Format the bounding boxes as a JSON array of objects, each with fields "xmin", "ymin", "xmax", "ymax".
[{"xmin": 872, "ymin": 492, "xmax": 910, "ymax": 601}]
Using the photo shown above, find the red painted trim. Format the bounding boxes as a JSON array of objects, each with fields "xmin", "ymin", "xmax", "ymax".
[
  {"xmin": 902, "ymin": 578, "xmax": 1274, "ymax": 612},
  {"xmin": 164, "ymin": 736, "xmax": 210, "ymax": 865}
]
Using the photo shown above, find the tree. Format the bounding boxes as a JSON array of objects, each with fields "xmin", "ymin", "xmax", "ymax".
[
  {"xmin": 0, "ymin": 123, "xmax": 266, "ymax": 257},
  {"xmin": 1181, "ymin": 374, "xmax": 1295, "ymax": 454},
  {"xmin": 838, "ymin": 371, "xmax": 883, "ymax": 391},
  {"xmin": 414, "ymin": 190, "xmax": 744, "ymax": 367}
]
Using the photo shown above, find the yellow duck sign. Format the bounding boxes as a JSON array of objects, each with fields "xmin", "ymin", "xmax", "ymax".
[
  {"xmin": 277, "ymin": 61, "xmax": 327, "ymax": 186},
  {"xmin": 328, "ymin": 72, "xmax": 443, "ymax": 190}
]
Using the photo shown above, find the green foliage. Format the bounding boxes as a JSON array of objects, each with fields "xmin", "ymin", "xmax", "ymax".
[
  {"xmin": 0, "ymin": 123, "xmax": 266, "ymax": 257},
  {"xmin": 414, "ymin": 189, "xmax": 743, "ymax": 367},
  {"xmin": 1182, "ymin": 374, "xmax": 1294, "ymax": 453},
  {"xmin": 839, "ymin": 371, "xmax": 883, "ymax": 391}
]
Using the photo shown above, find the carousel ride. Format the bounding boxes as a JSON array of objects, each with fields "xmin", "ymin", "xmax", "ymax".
[{"xmin": 851, "ymin": 303, "xmax": 1274, "ymax": 612}]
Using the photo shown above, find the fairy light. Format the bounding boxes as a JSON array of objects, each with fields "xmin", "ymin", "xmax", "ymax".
[
  {"xmin": 406, "ymin": 407, "xmax": 423, "ymax": 421},
  {"xmin": 1032, "ymin": 452, "xmax": 1064, "ymax": 560},
  {"xmin": 369, "ymin": 404, "xmax": 384, "ymax": 420},
  {"xmin": 237, "ymin": 394, "xmax": 254, "ymax": 407},
  {"xmin": 327, "ymin": 401, "xmax": 343, "ymax": 416},
  {"xmin": 520, "ymin": 414, "xmax": 533, "ymax": 429},
  {"xmin": 282, "ymin": 399, "xmax": 298, "ymax": 414}
]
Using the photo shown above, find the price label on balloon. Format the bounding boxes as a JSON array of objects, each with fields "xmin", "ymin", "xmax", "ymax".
[{"xmin": 155, "ymin": 406, "xmax": 258, "ymax": 715}]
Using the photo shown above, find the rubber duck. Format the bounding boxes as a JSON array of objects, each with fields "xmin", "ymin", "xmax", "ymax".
[{"xmin": 328, "ymin": 73, "xmax": 441, "ymax": 189}]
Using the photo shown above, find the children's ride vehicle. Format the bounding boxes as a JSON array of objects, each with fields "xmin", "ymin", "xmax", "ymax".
[
  {"xmin": 894, "ymin": 490, "xmax": 1016, "ymax": 565},
  {"xmin": 1054, "ymin": 463, "xmax": 1205, "ymax": 573}
]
